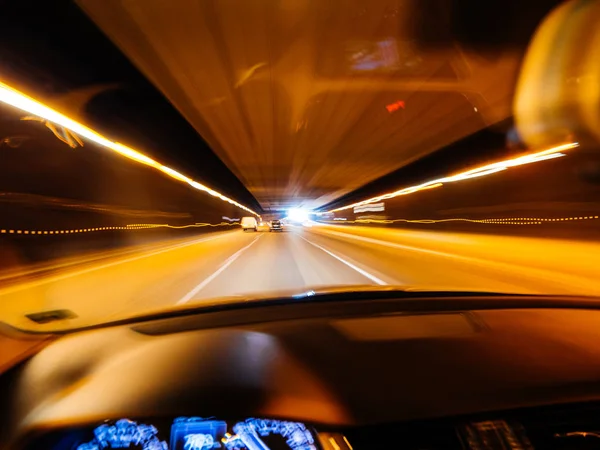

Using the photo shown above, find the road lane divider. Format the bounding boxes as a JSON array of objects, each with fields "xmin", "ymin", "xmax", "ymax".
[
  {"xmin": 176, "ymin": 235, "xmax": 263, "ymax": 305},
  {"xmin": 297, "ymin": 234, "xmax": 387, "ymax": 286}
]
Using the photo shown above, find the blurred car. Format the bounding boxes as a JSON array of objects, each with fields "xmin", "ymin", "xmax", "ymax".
[
  {"xmin": 270, "ymin": 219, "xmax": 283, "ymax": 232},
  {"xmin": 257, "ymin": 221, "xmax": 270, "ymax": 232}
]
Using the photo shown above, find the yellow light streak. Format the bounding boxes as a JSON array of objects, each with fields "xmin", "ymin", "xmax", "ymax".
[
  {"xmin": 329, "ymin": 143, "xmax": 578, "ymax": 213},
  {"xmin": 111, "ymin": 142, "xmax": 159, "ymax": 167},
  {"xmin": 322, "ymin": 214, "xmax": 599, "ymax": 226},
  {"xmin": 0, "ymin": 81, "xmax": 260, "ymax": 217},
  {"xmin": 159, "ymin": 166, "xmax": 192, "ymax": 183},
  {"xmin": 0, "ymin": 221, "xmax": 244, "ymax": 236}
]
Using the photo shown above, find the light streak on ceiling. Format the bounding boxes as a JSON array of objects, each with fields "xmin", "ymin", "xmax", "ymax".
[
  {"xmin": 0, "ymin": 81, "xmax": 261, "ymax": 217},
  {"xmin": 329, "ymin": 142, "xmax": 578, "ymax": 213}
]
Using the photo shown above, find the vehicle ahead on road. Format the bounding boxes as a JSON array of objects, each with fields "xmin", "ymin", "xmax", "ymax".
[
  {"xmin": 270, "ymin": 219, "xmax": 283, "ymax": 232},
  {"xmin": 257, "ymin": 221, "xmax": 270, "ymax": 232},
  {"xmin": 240, "ymin": 216, "xmax": 258, "ymax": 232},
  {"xmin": 5, "ymin": 287, "xmax": 600, "ymax": 449}
]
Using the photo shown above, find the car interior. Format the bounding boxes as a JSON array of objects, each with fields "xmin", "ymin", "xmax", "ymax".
[
  {"xmin": 5, "ymin": 291, "xmax": 600, "ymax": 449},
  {"xmin": 2, "ymin": 1, "xmax": 600, "ymax": 449}
]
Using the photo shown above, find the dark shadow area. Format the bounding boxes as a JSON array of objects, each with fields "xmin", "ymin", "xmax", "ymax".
[{"xmin": 0, "ymin": 0, "xmax": 260, "ymax": 211}]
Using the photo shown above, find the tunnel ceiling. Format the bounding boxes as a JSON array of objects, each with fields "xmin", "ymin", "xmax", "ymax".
[{"xmin": 77, "ymin": 0, "xmax": 521, "ymax": 211}]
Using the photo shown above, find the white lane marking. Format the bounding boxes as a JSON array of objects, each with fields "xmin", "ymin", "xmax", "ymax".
[
  {"xmin": 316, "ymin": 228, "xmax": 462, "ymax": 258},
  {"xmin": 0, "ymin": 232, "xmax": 236, "ymax": 295},
  {"xmin": 176, "ymin": 234, "xmax": 263, "ymax": 305},
  {"xmin": 313, "ymin": 228, "xmax": 597, "ymax": 288},
  {"xmin": 316, "ymin": 228, "xmax": 520, "ymax": 262},
  {"xmin": 0, "ymin": 235, "xmax": 221, "ymax": 282},
  {"xmin": 297, "ymin": 234, "xmax": 387, "ymax": 285}
]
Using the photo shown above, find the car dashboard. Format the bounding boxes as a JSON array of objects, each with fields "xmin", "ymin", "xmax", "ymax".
[
  {"xmin": 27, "ymin": 417, "xmax": 318, "ymax": 450},
  {"xmin": 6, "ymin": 294, "xmax": 600, "ymax": 449},
  {"xmin": 21, "ymin": 404, "xmax": 600, "ymax": 449}
]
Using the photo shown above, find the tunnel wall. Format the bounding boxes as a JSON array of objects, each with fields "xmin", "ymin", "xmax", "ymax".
[
  {"xmin": 0, "ymin": 111, "xmax": 256, "ymax": 270},
  {"xmin": 323, "ymin": 147, "xmax": 600, "ymax": 240}
]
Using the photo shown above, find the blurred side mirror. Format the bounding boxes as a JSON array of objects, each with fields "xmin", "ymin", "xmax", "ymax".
[{"xmin": 515, "ymin": 0, "xmax": 600, "ymax": 149}]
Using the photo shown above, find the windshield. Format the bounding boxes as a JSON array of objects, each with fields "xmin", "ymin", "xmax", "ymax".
[{"xmin": 1, "ymin": 0, "xmax": 599, "ymax": 331}]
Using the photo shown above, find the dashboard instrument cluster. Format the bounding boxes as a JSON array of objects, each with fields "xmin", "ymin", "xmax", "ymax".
[
  {"xmin": 20, "ymin": 409, "xmax": 600, "ymax": 449},
  {"xmin": 25, "ymin": 417, "xmax": 319, "ymax": 450}
]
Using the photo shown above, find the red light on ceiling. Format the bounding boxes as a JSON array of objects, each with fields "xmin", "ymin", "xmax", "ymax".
[{"xmin": 386, "ymin": 100, "xmax": 405, "ymax": 113}]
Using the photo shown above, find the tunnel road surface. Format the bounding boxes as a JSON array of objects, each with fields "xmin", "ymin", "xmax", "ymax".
[{"xmin": 0, "ymin": 225, "xmax": 599, "ymax": 331}]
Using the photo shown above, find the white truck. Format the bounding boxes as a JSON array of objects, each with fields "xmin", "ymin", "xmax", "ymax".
[{"xmin": 240, "ymin": 216, "xmax": 258, "ymax": 232}]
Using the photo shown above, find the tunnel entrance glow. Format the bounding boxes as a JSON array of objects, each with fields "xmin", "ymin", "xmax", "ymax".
[{"xmin": 287, "ymin": 208, "xmax": 309, "ymax": 222}]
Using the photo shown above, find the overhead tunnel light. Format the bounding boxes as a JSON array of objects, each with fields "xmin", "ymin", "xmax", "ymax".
[
  {"xmin": 328, "ymin": 142, "xmax": 578, "ymax": 213},
  {"xmin": 0, "ymin": 81, "xmax": 261, "ymax": 218}
]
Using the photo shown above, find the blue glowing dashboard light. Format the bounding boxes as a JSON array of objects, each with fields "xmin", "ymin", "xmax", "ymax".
[
  {"xmin": 72, "ymin": 417, "xmax": 315, "ymax": 450},
  {"xmin": 171, "ymin": 417, "xmax": 226, "ymax": 450},
  {"xmin": 77, "ymin": 419, "xmax": 168, "ymax": 450},
  {"xmin": 223, "ymin": 419, "xmax": 316, "ymax": 450}
]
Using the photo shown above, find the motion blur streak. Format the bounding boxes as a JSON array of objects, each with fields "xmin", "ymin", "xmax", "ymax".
[
  {"xmin": 1, "ymin": 225, "xmax": 600, "ymax": 331},
  {"xmin": 0, "ymin": 81, "xmax": 260, "ymax": 217},
  {"xmin": 330, "ymin": 143, "xmax": 578, "ymax": 212},
  {"xmin": 0, "ymin": 222, "xmax": 240, "ymax": 236},
  {"xmin": 324, "ymin": 215, "xmax": 600, "ymax": 226},
  {"xmin": 0, "ymin": 193, "xmax": 191, "ymax": 219},
  {"xmin": 307, "ymin": 225, "xmax": 600, "ymax": 295},
  {"xmin": 127, "ymin": 222, "xmax": 240, "ymax": 229}
]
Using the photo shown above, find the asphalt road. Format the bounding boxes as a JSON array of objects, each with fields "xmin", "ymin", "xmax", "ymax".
[{"xmin": 0, "ymin": 225, "xmax": 599, "ymax": 331}]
